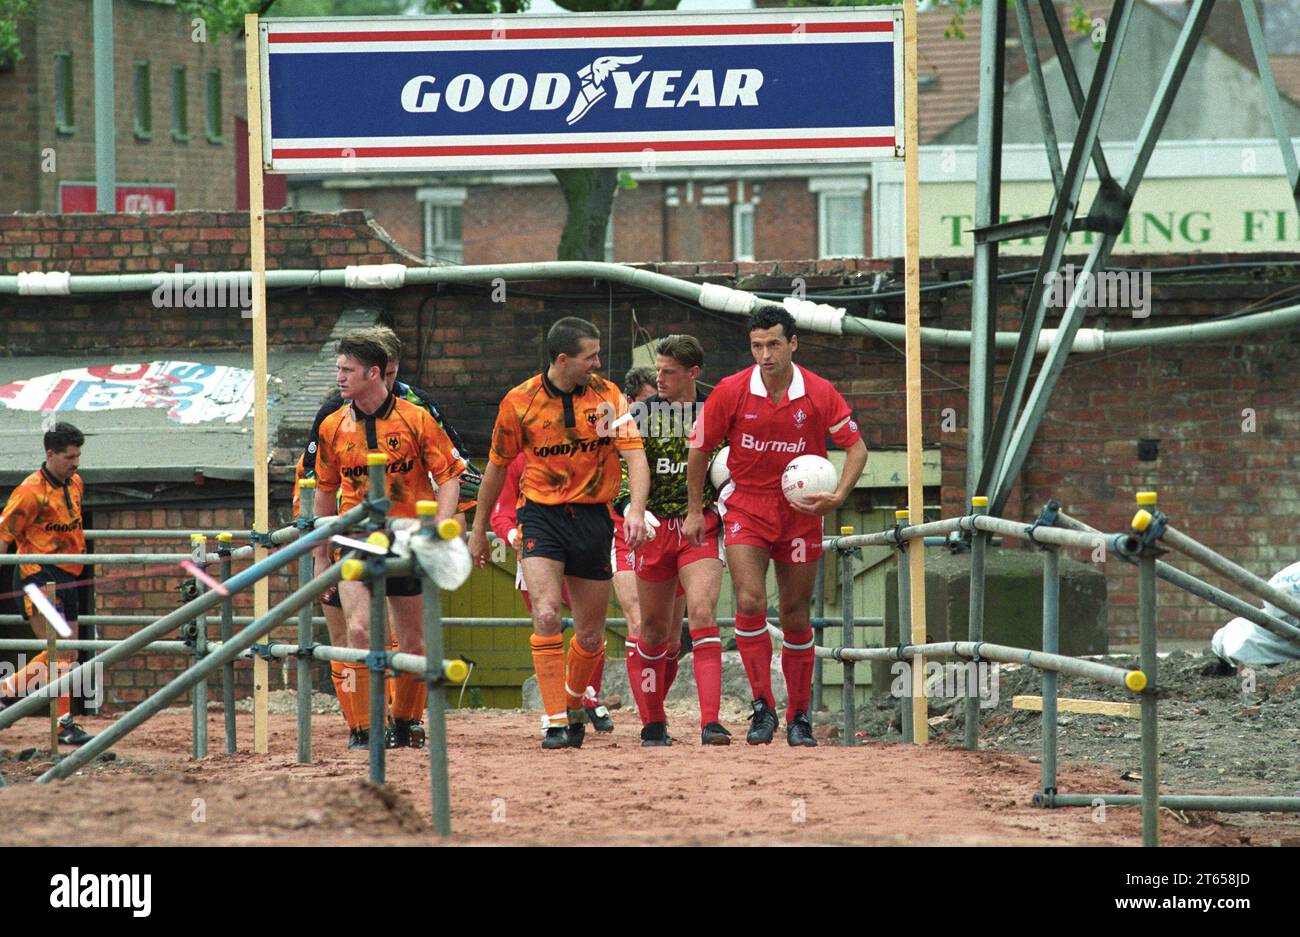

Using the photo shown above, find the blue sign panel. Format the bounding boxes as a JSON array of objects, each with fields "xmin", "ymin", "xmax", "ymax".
[{"xmin": 260, "ymin": 8, "xmax": 903, "ymax": 173}]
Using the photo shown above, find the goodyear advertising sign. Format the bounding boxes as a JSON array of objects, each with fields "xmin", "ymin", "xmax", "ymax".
[{"xmin": 259, "ymin": 8, "xmax": 903, "ymax": 172}]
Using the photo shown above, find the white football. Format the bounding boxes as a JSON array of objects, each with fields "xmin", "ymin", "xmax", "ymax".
[
  {"xmin": 781, "ymin": 454, "xmax": 837, "ymax": 504},
  {"xmin": 708, "ymin": 446, "xmax": 731, "ymax": 490}
]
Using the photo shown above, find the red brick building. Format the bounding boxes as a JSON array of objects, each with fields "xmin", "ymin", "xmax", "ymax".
[{"xmin": 0, "ymin": 0, "xmax": 275, "ymax": 214}]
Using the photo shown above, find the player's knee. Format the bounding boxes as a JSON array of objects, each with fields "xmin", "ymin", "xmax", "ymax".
[
  {"xmin": 346, "ymin": 621, "xmax": 369, "ymax": 648},
  {"xmin": 735, "ymin": 590, "xmax": 766, "ymax": 616},
  {"xmin": 534, "ymin": 605, "xmax": 563, "ymax": 635},
  {"xmin": 572, "ymin": 630, "xmax": 603, "ymax": 654}
]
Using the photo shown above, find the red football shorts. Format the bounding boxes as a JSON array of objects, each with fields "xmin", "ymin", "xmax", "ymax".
[
  {"xmin": 635, "ymin": 511, "xmax": 724, "ymax": 582},
  {"xmin": 718, "ymin": 488, "xmax": 825, "ymax": 564},
  {"xmin": 611, "ymin": 517, "xmax": 636, "ymax": 573}
]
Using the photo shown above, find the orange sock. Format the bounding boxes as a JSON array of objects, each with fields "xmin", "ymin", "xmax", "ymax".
[
  {"xmin": 529, "ymin": 633, "xmax": 567, "ymax": 727},
  {"xmin": 330, "ymin": 661, "xmax": 355, "ymax": 729},
  {"xmin": 393, "ymin": 672, "xmax": 426, "ymax": 721},
  {"xmin": 348, "ymin": 663, "xmax": 372, "ymax": 731},
  {"xmin": 1, "ymin": 651, "xmax": 48, "ymax": 698},
  {"xmin": 565, "ymin": 639, "xmax": 604, "ymax": 712},
  {"xmin": 385, "ymin": 634, "xmax": 399, "ymax": 716}
]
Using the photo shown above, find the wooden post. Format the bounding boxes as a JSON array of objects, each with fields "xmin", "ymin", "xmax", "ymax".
[
  {"xmin": 244, "ymin": 13, "xmax": 271, "ymax": 754},
  {"xmin": 902, "ymin": 0, "xmax": 928, "ymax": 745}
]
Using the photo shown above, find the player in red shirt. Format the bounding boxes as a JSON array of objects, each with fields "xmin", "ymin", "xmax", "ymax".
[{"xmin": 686, "ymin": 306, "xmax": 867, "ymax": 746}]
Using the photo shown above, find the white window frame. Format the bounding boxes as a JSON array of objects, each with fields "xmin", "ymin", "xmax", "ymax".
[
  {"xmin": 811, "ymin": 177, "xmax": 867, "ymax": 259},
  {"xmin": 418, "ymin": 187, "xmax": 467, "ymax": 264},
  {"xmin": 733, "ymin": 202, "xmax": 755, "ymax": 261}
]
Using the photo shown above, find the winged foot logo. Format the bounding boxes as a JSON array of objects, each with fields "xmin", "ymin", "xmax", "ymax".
[{"xmin": 400, "ymin": 55, "xmax": 764, "ymax": 126}]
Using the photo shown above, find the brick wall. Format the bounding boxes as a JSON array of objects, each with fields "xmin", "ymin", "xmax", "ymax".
[
  {"xmin": 0, "ymin": 209, "xmax": 404, "ymax": 354},
  {"xmin": 1, "ymin": 206, "xmax": 1297, "ymax": 702},
  {"xmin": 2, "ymin": 0, "xmax": 246, "ymax": 213}
]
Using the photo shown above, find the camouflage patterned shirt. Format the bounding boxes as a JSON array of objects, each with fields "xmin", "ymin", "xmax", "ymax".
[{"xmin": 617, "ymin": 390, "xmax": 724, "ymax": 518}]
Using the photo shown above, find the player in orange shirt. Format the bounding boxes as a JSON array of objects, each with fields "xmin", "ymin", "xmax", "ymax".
[
  {"xmin": 0, "ymin": 422, "xmax": 95, "ymax": 745},
  {"xmin": 312, "ymin": 335, "xmax": 465, "ymax": 751},
  {"xmin": 469, "ymin": 317, "xmax": 650, "ymax": 749}
]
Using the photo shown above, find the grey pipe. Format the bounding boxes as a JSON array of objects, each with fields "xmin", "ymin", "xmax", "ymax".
[
  {"xmin": 964, "ymin": 499, "xmax": 989, "ymax": 750},
  {"xmin": 812, "ymin": 554, "xmax": 825, "ymax": 713},
  {"xmin": 0, "ymin": 553, "xmax": 196, "ymax": 565},
  {"xmin": 365, "ymin": 459, "xmax": 389, "ymax": 784},
  {"xmin": 787, "ymin": 631, "xmax": 1144, "ymax": 691},
  {"xmin": 822, "ymin": 516, "xmax": 965, "ymax": 550},
  {"xmin": 297, "ymin": 497, "xmax": 316, "ymax": 765},
  {"xmin": 421, "ymin": 516, "xmax": 452, "ymax": 837},
  {"xmin": 897, "ymin": 535, "xmax": 914, "ymax": 743},
  {"xmin": 0, "ymin": 615, "xmax": 330, "ymax": 627},
  {"xmin": 1139, "ymin": 547, "xmax": 1160, "ymax": 848},
  {"xmin": 1050, "ymin": 793, "xmax": 1300, "ymax": 812},
  {"xmin": 7, "ymin": 261, "xmax": 1300, "ymax": 354},
  {"xmin": 840, "ymin": 541, "xmax": 856, "ymax": 747},
  {"xmin": 0, "ymin": 639, "xmax": 192, "ymax": 653},
  {"xmin": 257, "ymin": 643, "xmax": 462, "ymax": 677},
  {"xmin": 191, "ymin": 537, "xmax": 208, "ymax": 760},
  {"xmin": 1056, "ymin": 511, "xmax": 1300, "ymax": 647},
  {"xmin": 220, "ymin": 548, "xmax": 236, "ymax": 754},
  {"xmin": 38, "ymin": 563, "xmax": 344, "ymax": 783},
  {"xmin": 1041, "ymin": 547, "xmax": 1060, "ymax": 798},
  {"xmin": 0, "ymin": 503, "xmax": 368, "ymax": 731},
  {"xmin": 85, "ymin": 530, "xmax": 254, "ymax": 540},
  {"xmin": 1161, "ymin": 524, "xmax": 1300, "ymax": 629}
]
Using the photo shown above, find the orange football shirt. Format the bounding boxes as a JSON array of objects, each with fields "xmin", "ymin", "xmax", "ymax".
[
  {"xmin": 0, "ymin": 466, "xmax": 86, "ymax": 578},
  {"xmin": 488, "ymin": 372, "xmax": 642, "ymax": 506},
  {"xmin": 314, "ymin": 393, "xmax": 464, "ymax": 518}
]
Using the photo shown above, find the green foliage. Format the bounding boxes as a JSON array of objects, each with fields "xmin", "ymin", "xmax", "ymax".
[
  {"xmin": 617, "ymin": 170, "xmax": 638, "ymax": 190},
  {"xmin": 0, "ymin": 0, "xmax": 36, "ymax": 64}
]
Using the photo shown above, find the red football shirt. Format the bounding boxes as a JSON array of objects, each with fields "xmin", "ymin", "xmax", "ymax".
[{"xmin": 692, "ymin": 364, "xmax": 861, "ymax": 493}]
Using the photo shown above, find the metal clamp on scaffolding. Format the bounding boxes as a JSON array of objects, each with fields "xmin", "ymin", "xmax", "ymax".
[
  {"xmin": 290, "ymin": 641, "xmax": 320, "ymax": 660},
  {"xmin": 1026, "ymin": 499, "xmax": 1061, "ymax": 546},
  {"xmin": 246, "ymin": 642, "xmax": 278, "ymax": 662},
  {"xmin": 364, "ymin": 649, "xmax": 392, "ymax": 676},
  {"xmin": 248, "ymin": 528, "xmax": 276, "ymax": 549},
  {"xmin": 1130, "ymin": 493, "xmax": 1169, "ymax": 552}
]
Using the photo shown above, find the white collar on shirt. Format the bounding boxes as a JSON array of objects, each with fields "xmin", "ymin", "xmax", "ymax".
[{"xmin": 748, "ymin": 364, "xmax": 806, "ymax": 402}]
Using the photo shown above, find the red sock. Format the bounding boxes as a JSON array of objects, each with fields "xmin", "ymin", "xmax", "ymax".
[
  {"xmin": 781, "ymin": 628, "xmax": 816, "ymax": 720},
  {"xmin": 734, "ymin": 613, "xmax": 774, "ymax": 707},
  {"xmin": 690, "ymin": 625, "xmax": 723, "ymax": 726},
  {"xmin": 634, "ymin": 642, "xmax": 670, "ymax": 724},
  {"xmin": 625, "ymin": 639, "xmax": 649, "ymax": 720},
  {"xmin": 664, "ymin": 643, "xmax": 680, "ymax": 697}
]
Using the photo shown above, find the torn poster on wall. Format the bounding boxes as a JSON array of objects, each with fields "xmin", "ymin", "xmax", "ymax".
[{"xmin": 0, "ymin": 363, "xmax": 255, "ymax": 425}]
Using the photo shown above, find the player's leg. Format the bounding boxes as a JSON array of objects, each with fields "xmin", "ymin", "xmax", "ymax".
[
  {"xmin": 632, "ymin": 574, "xmax": 679, "ymax": 745},
  {"xmin": 521, "ymin": 555, "xmax": 571, "ymax": 746},
  {"xmin": 20, "ymin": 573, "xmax": 93, "ymax": 744},
  {"xmin": 338, "ymin": 579, "xmax": 377, "ymax": 739},
  {"xmin": 773, "ymin": 558, "xmax": 820, "ymax": 747},
  {"xmin": 664, "ymin": 589, "xmax": 685, "ymax": 696},
  {"xmin": 320, "ymin": 589, "xmax": 360, "ymax": 740},
  {"xmin": 726, "ymin": 542, "xmax": 782, "ymax": 743},
  {"xmin": 384, "ymin": 589, "xmax": 428, "ymax": 748},
  {"xmin": 677, "ymin": 556, "xmax": 726, "ymax": 743},
  {"xmin": 563, "ymin": 574, "xmax": 612, "ymax": 747}
]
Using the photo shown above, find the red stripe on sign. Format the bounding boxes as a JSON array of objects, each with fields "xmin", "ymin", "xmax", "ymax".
[
  {"xmin": 268, "ymin": 22, "xmax": 892, "ymax": 43},
  {"xmin": 40, "ymin": 378, "xmax": 73, "ymax": 411},
  {"xmin": 273, "ymin": 137, "xmax": 893, "ymax": 159}
]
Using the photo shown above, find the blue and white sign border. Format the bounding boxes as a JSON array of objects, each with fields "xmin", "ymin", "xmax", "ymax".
[{"xmin": 259, "ymin": 7, "xmax": 904, "ymax": 173}]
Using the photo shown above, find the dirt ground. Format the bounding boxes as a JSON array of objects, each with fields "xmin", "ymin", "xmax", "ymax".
[{"xmin": 2, "ymin": 678, "xmax": 1299, "ymax": 846}]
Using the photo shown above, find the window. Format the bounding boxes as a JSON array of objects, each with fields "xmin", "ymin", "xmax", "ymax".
[
  {"xmin": 205, "ymin": 69, "xmax": 223, "ymax": 142},
  {"xmin": 418, "ymin": 188, "xmax": 467, "ymax": 264},
  {"xmin": 54, "ymin": 52, "xmax": 74, "ymax": 134},
  {"xmin": 733, "ymin": 202, "xmax": 755, "ymax": 261},
  {"xmin": 133, "ymin": 62, "xmax": 152, "ymax": 139},
  {"xmin": 171, "ymin": 66, "xmax": 188, "ymax": 141},
  {"xmin": 811, "ymin": 178, "xmax": 867, "ymax": 258}
]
